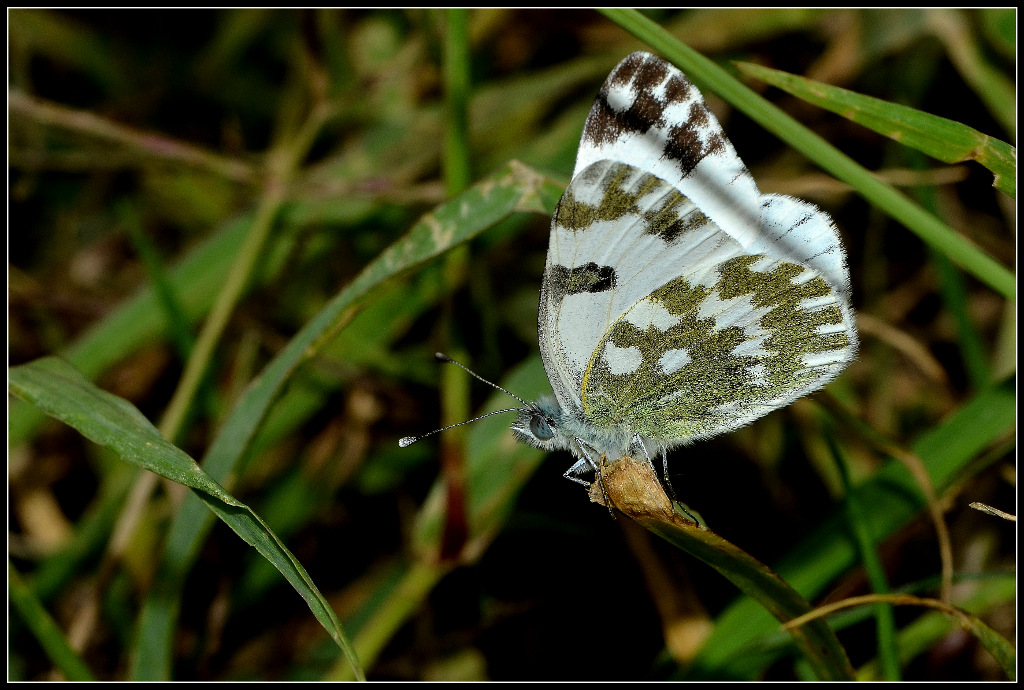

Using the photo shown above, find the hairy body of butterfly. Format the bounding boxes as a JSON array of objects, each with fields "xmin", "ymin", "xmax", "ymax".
[{"xmin": 511, "ymin": 52, "xmax": 857, "ymax": 487}]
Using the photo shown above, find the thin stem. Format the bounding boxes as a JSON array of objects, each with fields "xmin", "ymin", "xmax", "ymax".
[
  {"xmin": 9, "ymin": 91, "xmax": 256, "ymax": 184},
  {"xmin": 443, "ymin": 8, "xmax": 472, "ymax": 196}
]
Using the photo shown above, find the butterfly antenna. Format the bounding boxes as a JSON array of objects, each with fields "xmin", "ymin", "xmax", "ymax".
[
  {"xmin": 398, "ymin": 353, "xmax": 531, "ymax": 448},
  {"xmin": 433, "ymin": 352, "xmax": 531, "ymax": 407},
  {"xmin": 398, "ymin": 407, "xmax": 524, "ymax": 447}
]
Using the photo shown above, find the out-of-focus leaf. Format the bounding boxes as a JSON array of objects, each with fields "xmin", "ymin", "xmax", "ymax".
[{"xmin": 9, "ymin": 9, "xmax": 126, "ymax": 93}]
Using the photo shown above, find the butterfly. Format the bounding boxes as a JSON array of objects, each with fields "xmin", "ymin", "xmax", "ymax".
[{"xmin": 507, "ymin": 52, "xmax": 858, "ymax": 488}]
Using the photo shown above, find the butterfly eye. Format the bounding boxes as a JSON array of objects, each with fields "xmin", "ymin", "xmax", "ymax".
[{"xmin": 530, "ymin": 415, "xmax": 554, "ymax": 441}]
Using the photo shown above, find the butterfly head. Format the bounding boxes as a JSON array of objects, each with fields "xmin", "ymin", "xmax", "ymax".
[
  {"xmin": 509, "ymin": 395, "xmax": 575, "ymax": 453},
  {"xmin": 511, "ymin": 394, "xmax": 644, "ymax": 466}
]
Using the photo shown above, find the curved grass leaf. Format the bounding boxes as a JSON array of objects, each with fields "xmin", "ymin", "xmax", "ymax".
[
  {"xmin": 783, "ymin": 593, "xmax": 1016, "ymax": 680},
  {"xmin": 597, "ymin": 9, "xmax": 1014, "ymax": 300},
  {"xmin": 734, "ymin": 61, "xmax": 1016, "ymax": 198},
  {"xmin": 132, "ymin": 161, "xmax": 564, "ymax": 679},
  {"xmin": 688, "ymin": 377, "xmax": 1016, "ymax": 678},
  {"xmin": 591, "ymin": 457, "xmax": 855, "ymax": 681},
  {"xmin": 7, "ymin": 356, "xmax": 362, "ymax": 680},
  {"xmin": 856, "ymin": 573, "xmax": 1017, "ymax": 680},
  {"xmin": 929, "ymin": 606, "xmax": 1015, "ymax": 680}
]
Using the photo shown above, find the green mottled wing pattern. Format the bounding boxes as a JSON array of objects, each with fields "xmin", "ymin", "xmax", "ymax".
[{"xmin": 580, "ymin": 254, "xmax": 852, "ymax": 443}]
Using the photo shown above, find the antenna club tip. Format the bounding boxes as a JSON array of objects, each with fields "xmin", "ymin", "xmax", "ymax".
[
  {"xmin": 398, "ymin": 436, "xmax": 418, "ymax": 448},
  {"xmin": 434, "ymin": 352, "xmax": 452, "ymax": 363}
]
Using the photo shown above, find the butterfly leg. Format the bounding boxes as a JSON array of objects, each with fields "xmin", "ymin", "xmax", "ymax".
[
  {"xmin": 569, "ymin": 438, "xmax": 615, "ymax": 517},
  {"xmin": 632, "ymin": 437, "xmax": 701, "ymax": 526},
  {"xmin": 562, "ymin": 458, "xmax": 593, "ymax": 487},
  {"xmin": 632, "ymin": 434, "xmax": 658, "ymax": 475},
  {"xmin": 659, "ymin": 448, "xmax": 680, "ymax": 502},
  {"xmin": 633, "ymin": 435, "xmax": 678, "ymax": 499},
  {"xmin": 633, "ymin": 436, "xmax": 679, "ymax": 500}
]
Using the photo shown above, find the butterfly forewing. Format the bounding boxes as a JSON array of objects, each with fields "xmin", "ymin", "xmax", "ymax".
[
  {"xmin": 575, "ymin": 53, "xmax": 856, "ymax": 320},
  {"xmin": 574, "ymin": 52, "xmax": 764, "ymax": 252}
]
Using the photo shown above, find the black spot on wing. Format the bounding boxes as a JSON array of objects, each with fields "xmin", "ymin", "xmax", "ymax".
[
  {"xmin": 661, "ymin": 67, "xmax": 693, "ymax": 103},
  {"xmin": 547, "ymin": 263, "xmax": 617, "ymax": 305},
  {"xmin": 583, "ymin": 92, "xmax": 653, "ymax": 147},
  {"xmin": 583, "ymin": 54, "xmax": 680, "ymax": 146},
  {"xmin": 662, "ymin": 102, "xmax": 726, "ymax": 175}
]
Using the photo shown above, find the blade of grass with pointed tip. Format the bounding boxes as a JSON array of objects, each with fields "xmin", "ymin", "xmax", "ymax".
[
  {"xmin": 734, "ymin": 61, "xmax": 1016, "ymax": 197},
  {"xmin": 8, "ymin": 356, "xmax": 363, "ymax": 680}
]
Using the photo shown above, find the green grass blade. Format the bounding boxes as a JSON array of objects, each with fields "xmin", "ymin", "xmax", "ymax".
[
  {"xmin": 930, "ymin": 249, "xmax": 993, "ymax": 389},
  {"xmin": 443, "ymin": 8, "xmax": 472, "ymax": 195},
  {"xmin": 596, "ymin": 9, "xmax": 1014, "ymax": 300},
  {"xmin": 9, "ymin": 561, "xmax": 96, "ymax": 681},
  {"xmin": 827, "ymin": 432, "xmax": 899, "ymax": 680},
  {"xmin": 594, "ymin": 457, "xmax": 855, "ymax": 681},
  {"xmin": 734, "ymin": 61, "xmax": 1016, "ymax": 198},
  {"xmin": 117, "ymin": 200, "xmax": 196, "ymax": 361},
  {"xmin": 8, "ymin": 356, "xmax": 363, "ymax": 681},
  {"xmin": 132, "ymin": 161, "xmax": 563, "ymax": 680}
]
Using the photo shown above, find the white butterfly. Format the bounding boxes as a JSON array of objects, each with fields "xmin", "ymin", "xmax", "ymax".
[{"xmin": 508, "ymin": 52, "xmax": 857, "ymax": 487}]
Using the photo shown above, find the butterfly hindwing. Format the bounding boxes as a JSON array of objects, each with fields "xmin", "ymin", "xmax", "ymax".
[{"xmin": 580, "ymin": 250, "xmax": 853, "ymax": 443}]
